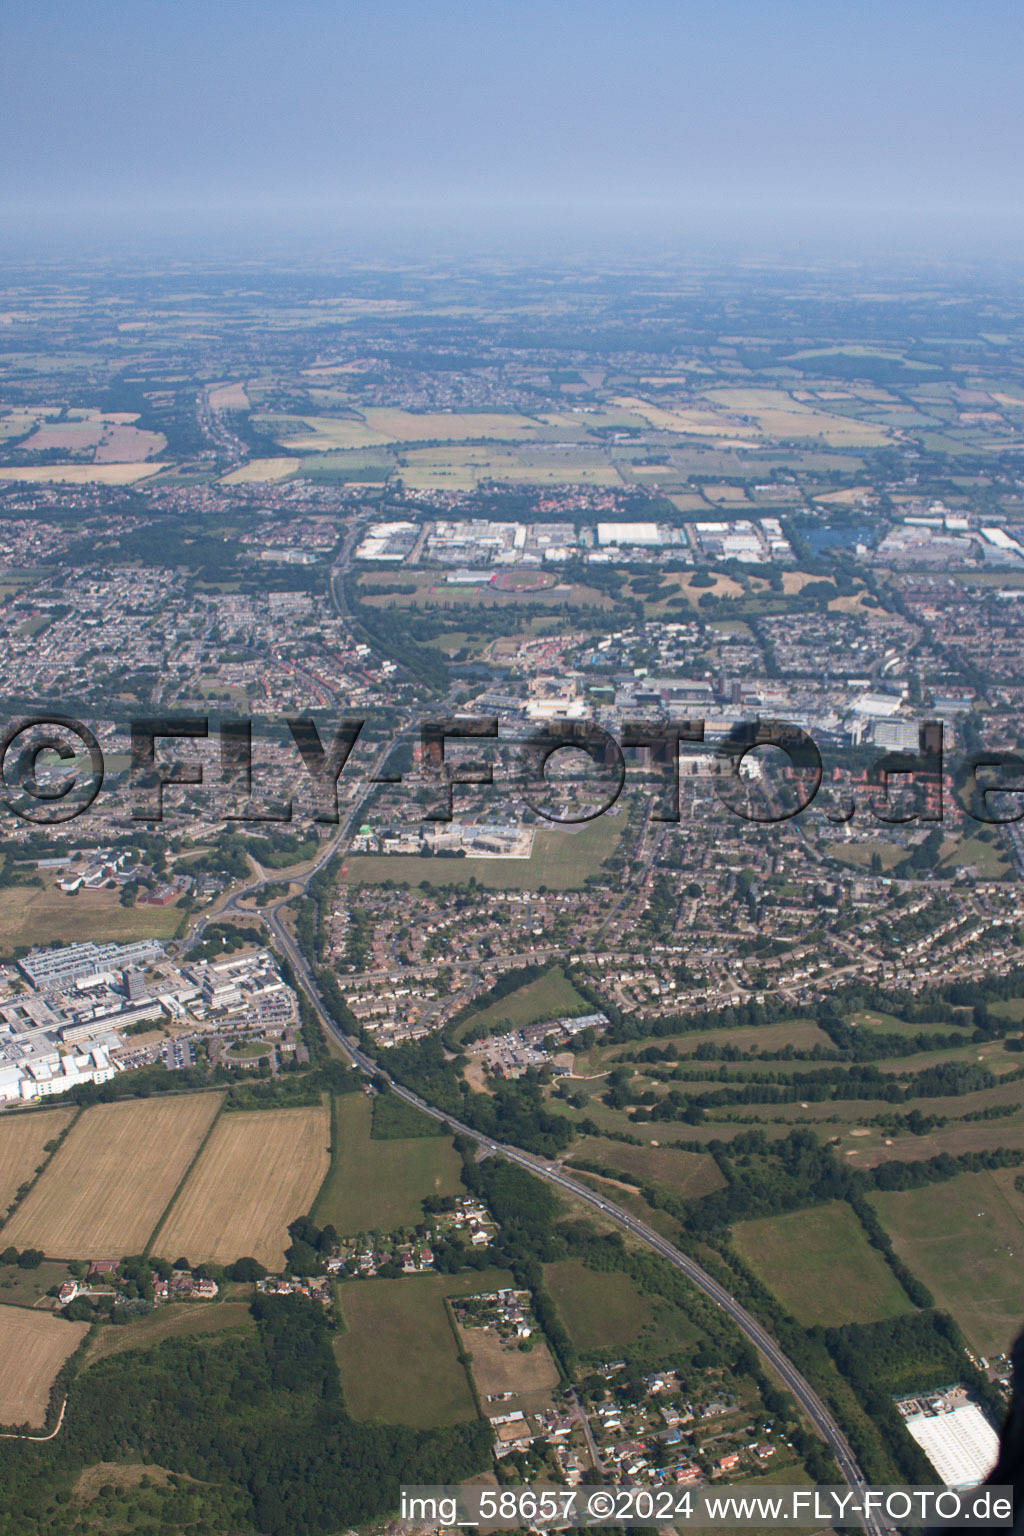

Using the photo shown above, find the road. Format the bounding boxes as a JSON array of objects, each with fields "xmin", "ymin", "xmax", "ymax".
[
  {"xmin": 258, "ymin": 886, "xmax": 889, "ymax": 1536},
  {"xmin": 187, "ymin": 523, "xmax": 887, "ymax": 1531}
]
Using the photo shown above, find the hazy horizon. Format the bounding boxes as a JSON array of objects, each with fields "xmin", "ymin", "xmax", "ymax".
[{"xmin": 3, "ymin": 0, "xmax": 1023, "ymax": 263}]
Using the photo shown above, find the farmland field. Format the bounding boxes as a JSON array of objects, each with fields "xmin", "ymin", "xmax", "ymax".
[
  {"xmin": 869, "ymin": 1171, "xmax": 1024, "ymax": 1357},
  {"xmin": 0, "ymin": 1305, "xmax": 88, "ymax": 1427},
  {"xmin": 334, "ymin": 1269, "xmax": 514, "ymax": 1427},
  {"xmin": 220, "ymin": 457, "xmax": 300, "ymax": 483},
  {"xmin": 313, "ymin": 1093, "xmax": 461, "ymax": 1233},
  {"xmin": 732, "ymin": 1201, "xmax": 914, "ymax": 1327},
  {"xmin": 154, "ymin": 1101, "xmax": 331, "ymax": 1269},
  {"xmin": 0, "ymin": 463, "xmax": 164, "ymax": 484},
  {"xmin": 0, "ymin": 1107, "xmax": 76, "ymax": 1215},
  {"xmin": 459, "ymin": 1323, "xmax": 560, "ymax": 1401},
  {"xmin": 2, "ymin": 1096, "xmax": 222, "ymax": 1258},
  {"xmin": 269, "ymin": 408, "xmax": 543, "ymax": 451}
]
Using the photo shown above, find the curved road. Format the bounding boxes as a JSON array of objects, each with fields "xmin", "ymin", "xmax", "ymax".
[{"xmin": 258, "ymin": 891, "xmax": 888, "ymax": 1536}]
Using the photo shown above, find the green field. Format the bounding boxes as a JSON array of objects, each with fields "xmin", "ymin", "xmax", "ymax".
[
  {"xmin": 543, "ymin": 1260, "xmax": 648, "ymax": 1352},
  {"xmin": 568, "ymin": 1136, "xmax": 726, "ymax": 1199},
  {"xmin": 544, "ymin": 1257, "xmax": 699, "ymax": 1358},
  {"xmin": 312, "ymin": 1094, "xmax": 463, "ymax": 1233},
  {"xmin": 343, "ymin": 814, "xmax": 624, "ymax": 892},
  {"xmin": 869, "ymin": 1170, "xmax": 1024, "ymax": 1357},
  {"xmin": 334, "ymin": 1268, "xmax": 513, "ymax": 1427},
  {"xmin": 454, "ymin": 965, "xmax": 590, "ymax": 1042},
  {"xmin": 732, "ymin": 1201, "xmax": 914, "ymax": 1327}
]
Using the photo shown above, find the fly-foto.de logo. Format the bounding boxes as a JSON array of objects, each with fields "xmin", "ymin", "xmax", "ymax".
[{"xmin": 0, "ymin": 711, "xmax": 1014, "ymax": 829}]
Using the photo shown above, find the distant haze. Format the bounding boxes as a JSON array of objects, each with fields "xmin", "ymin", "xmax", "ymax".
[{"xmin": 2, "ymin": 0, "xmax": 1023, "ymax": 257}]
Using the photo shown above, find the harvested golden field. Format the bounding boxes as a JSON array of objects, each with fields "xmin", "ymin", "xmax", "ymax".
[
  {"xmin": 207, "ymin": 381, "xmax": 250, "ymax": 411},
  {"xmin": 221, "ymin": 457, "xmax": 301, "ymax": 483},
  {"xmin": 275, "ymin": 408, "xmax": 541, "ymax": 451},
  {"xmin": 0, "ymin": 1305, "xmax": 88, "ymax": 1427},
  {"xmin": 704, "ymin": 389, "xmax": 892, "ymax": 446},
  {"xmin": 93, "ymin": 425, "xmax": 165, "ymax": 462},
  {"xmin": 612, "ymin": 395, "xmax": 758, "ymax": 439},
  {"xmin": 154, "ymin": 1101, "xmax": 331, "ymax": 1269},
  {"xmin": 0, "ymin": 1108, "xmax": 76, "ymax": 1215},
  {"xmin": 0, "ymin": 463, "xmax": 164, "ymax": 485},
  {"xmin": 2, "ymin": 1095, "xmax": 222, "ymax": 1258}
]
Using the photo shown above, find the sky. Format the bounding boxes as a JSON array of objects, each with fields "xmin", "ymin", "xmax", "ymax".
[{"xmin": 3, "ymin": 0, "xmax": 1024, "ymax": 253}]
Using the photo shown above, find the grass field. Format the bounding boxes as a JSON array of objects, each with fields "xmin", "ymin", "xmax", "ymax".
[
  {"xmin": 824, "ymin": 841, "xmax": 906, "ymax": 872},
  {"xmin": 568, "ymin": 1137, "xmax": 726, "ymax": 1199},
  {"xmin": 455, "ymin": 966, "xmax": 590, "ymax": 1042},
  {"xmin": 459, "ymin": 1323, "xmax": 560, "ymax": 1399},
  {"xmin": 0, "ymin": 1108, "xmax": 76, "ymax": 1215},
  {"xmin": 732, "ymin": 1201, "xmax": 914, "ymax": 1327},
  {"xmin": 220, "ymin": 457, "xmax": 300, "ymax": 483},
  {"xmin": 154, "ymin": 1101, "xmax": 331, "ymax": 1269},
  {"xmin": 0, "ymin": 463, "xmax": 164, "ymax": 485},
  {"xmin": 0, "ymin": 1305, "xmax": 88, "ymax": 1427},
  {"xmin": 2, "ymin": 1096, "xmax": 222, "ymax": 1259},
  {"xmin": 270, "ymin": 408, "xmax": 543, "ymax": 451},
  {"xmin": 0, "ymin": 880, "xmax": 182, "ymax": 952},
  {"xmin": 342, "ymin": 814, "xmax": 624, "ymax": 892},
  {"xmin": 313, "ymin": 1093, "xmax": 462, "ymax": 1233},
  {"xmin": 83, "ymin": 1299, "xmax": 256, "ymax": 1367},
  {"xmin": 543, "ymin": 1259, "xmax": 648, "ymax": 1352},
  {"xmin": 334, "ymin": 1268, "xmax": 514, "ymax": 1427},
  {"xmin": 0, "ymin": 1260, "xmax": 73, "ymax": 1309},
  {"xmin": 869, "ymin": 1171, "xmax": 1024, "ymax": 1357}
]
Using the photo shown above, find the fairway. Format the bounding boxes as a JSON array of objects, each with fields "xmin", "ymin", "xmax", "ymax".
[
  {"xmin": 313, "ymin": 1093, "xmax": 462, "ymax": 1233},
  {"xmin": 870, "ymin": 1171, "xmax": 1024, "ymax": 1357},
  {"xmin": 732, "ymin": 1201, "xmax": 913, "ymax": 1327},
  {"xmin": 335, "ymin": 1269, "xmax": 513, "ymax": 1427},
  {"xmin": 0, "ymin": 1305, "xmax": 88, "ymax": 1427},
  {"xmin": 154, "ymin": 1101, "xmax": 331, "ymax": 1269},
  {"xmin": 2, "ymin": 1096, "xmax": 222, "ymax": 1258},
  {"xmin": 0, "ymin": 1107, "xmax": 76, "ymax": 1216}
]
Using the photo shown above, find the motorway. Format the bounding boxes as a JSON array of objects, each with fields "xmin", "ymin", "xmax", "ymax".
[
  {"xmin": 256, "ymin": 884, "xmax": 889, "ymax": 1536},
  {"xmin": 186, "ymin": 536, "xmax": 887, "ymax": 1533}
]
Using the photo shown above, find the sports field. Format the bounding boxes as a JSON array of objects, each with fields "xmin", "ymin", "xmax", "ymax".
[
  {"xmin": 2, "ymin": 1096, "xmax": 222, "ymax": 1258},
  {"xmin": 313, "ymin": 1093, "xmax": 462, "ymax": 1233},
  {"xmin": 154, "ymin": 1101, "xmax": 331, "ymax": 1269},
  {"xmin": 732, "ymin": 1201, "xmax": 914, "ymax": 1327},
  {"xmin": 0, "ymin": 1107, "xmax": 76, "ymax": 1215},
  {"xmin": 0, "ymin": 1305, "xmax": 88, "ymax": 1427},
  {"xmin": 334, "ymin": 1269, "xmax": 513, "ymax": 1427},
  {"xmin": 869, "ymin": 1170, "xmax": 1024, "ymax": 1357}
]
